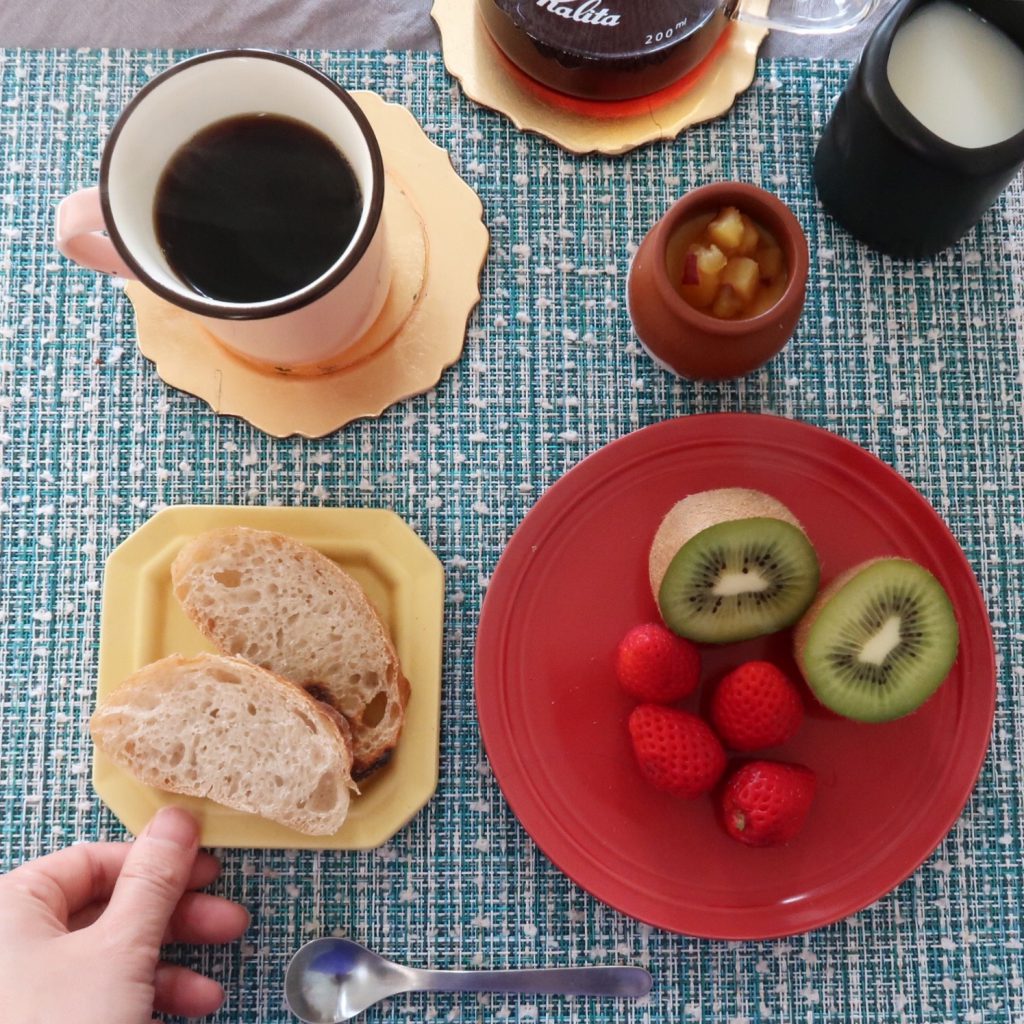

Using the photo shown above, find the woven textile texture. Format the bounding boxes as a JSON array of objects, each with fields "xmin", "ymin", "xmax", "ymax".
[{"xmin": 1, "ymin": 49, "xmax": 1023, "ymax": 1024}]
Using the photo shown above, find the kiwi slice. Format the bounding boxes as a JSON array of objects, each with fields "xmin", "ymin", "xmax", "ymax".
[
  {"xmin": 651, "ymin": 489, "xmax": 820, "ymax": 644},
  {"xmin": 794, "ymin": 558, "xmax": 959, "ymax": 722}
]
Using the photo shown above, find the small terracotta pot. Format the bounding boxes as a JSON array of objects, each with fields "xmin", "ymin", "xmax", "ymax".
[{"xmin": 627, "ymin": 182, "xmax": 809, "ymax": 380}]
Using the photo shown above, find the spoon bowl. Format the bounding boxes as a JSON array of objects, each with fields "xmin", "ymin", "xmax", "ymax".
[{"xmin": 284, "ymin": 937, "xmax": 652, "ymax": 1023}]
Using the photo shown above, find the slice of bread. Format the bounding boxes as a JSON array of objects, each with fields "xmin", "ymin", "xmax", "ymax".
[
  {"xmin": 90, "ymin": 653, "xmax": 355, "ymax": 836},
  {"xmin": 171, "ymin": 527, "xmax": 408, "ymax": 778}
]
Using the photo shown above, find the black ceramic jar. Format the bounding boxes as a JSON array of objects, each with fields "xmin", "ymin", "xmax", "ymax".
[{"xmin": 814, "ymin": 0, "xmax": 1024, "ymax": 259}]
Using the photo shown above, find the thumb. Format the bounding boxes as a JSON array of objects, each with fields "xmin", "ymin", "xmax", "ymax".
[{"xmin": 101, "ymin": 807, "xmax": 200, "ymax": 953}]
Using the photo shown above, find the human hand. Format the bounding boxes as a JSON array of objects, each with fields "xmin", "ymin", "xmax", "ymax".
[{"xmin": 0, "ymin": 807, "xmax": 249, "ymax": 1023}]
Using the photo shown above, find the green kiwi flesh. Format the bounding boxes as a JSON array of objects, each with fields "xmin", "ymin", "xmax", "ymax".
[
  {"xmin": 657, "ymin": 518, "xmax": 820, "ymax": 644},
  {"xmin": 800, "ymin": 560, "xmax": 959, "ymax": 722}
]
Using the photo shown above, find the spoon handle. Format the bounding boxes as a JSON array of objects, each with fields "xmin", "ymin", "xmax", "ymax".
[{"xmin": 407, "ymin": 965, "xmax": 652, "ymax": 998}]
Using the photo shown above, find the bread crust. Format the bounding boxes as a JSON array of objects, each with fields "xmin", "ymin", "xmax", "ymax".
[
  {"xmin": 171, "ymin": 527, "xmax": 407, "ymax": 776},
  {"xmin": 91, "ymin": 653, "xmax": 355, "ymax": 835}
]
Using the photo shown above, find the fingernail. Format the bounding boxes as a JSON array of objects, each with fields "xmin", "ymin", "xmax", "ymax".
[{"xmin": 145, "ymin": 806, "xmax": 199, "ymax": 849}]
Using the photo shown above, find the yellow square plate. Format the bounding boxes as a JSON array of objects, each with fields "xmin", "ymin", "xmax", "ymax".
[{"xmin": 94, "ymin": 506, "xmax": 444, "ymax": 849}]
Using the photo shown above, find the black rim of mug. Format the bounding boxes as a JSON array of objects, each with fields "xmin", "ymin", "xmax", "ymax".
[
  {"xmin": 859, "ymin": 0, "xmax": 1024, "ymax": 176},
  {"xmin": 98, "ymin": 49, "xmax": 387, "ymax": 321}
]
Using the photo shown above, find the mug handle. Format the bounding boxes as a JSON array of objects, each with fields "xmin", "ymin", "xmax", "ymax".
[{"xmin": 55, "ymin": 187, "xmax": 137, "ymax": 278}]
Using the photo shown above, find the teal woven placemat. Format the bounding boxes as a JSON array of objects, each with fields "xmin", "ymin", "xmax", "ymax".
[{"xmin": 1, "ymin": 48, "xmax": 1022, "ymax": 1023}]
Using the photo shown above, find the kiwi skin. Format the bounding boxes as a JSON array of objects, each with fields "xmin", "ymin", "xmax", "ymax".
[
  {"xmin": 652, "ymin": 488, "xmax": 820, "ymax": 644},
  {"xmin": 794, "ymin": 557, "xmax": 959, "ymax": 722},
  {"xmin": 649, "ymin": 488, "xmax": 804, "ymax": 599}
]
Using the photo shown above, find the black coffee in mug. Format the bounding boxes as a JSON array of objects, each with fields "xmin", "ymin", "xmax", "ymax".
[{"xmin": 154, "ymin": 113, "xmax": 362, "ymax": 303}]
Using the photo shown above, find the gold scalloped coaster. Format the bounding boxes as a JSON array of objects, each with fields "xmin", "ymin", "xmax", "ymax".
[
  {"xmin": 128, "ymin": 92, "xmax": 489, "ymax": 438},
  {"xmin": 432, "ymin": 0, "xmax": 769, "ymax": 156}
]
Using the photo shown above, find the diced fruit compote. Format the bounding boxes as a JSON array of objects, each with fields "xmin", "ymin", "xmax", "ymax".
[
  {"xmin": 711, "ymin": 286, "xmax": 744, "ymax": 320},
  {"xmin": 667, "ymin": 205, "xmax": 789, "ymax": 321},
  {"xmin": 738, "ymin": 220, "xmax": 760, "ymax": 257},
  {"xmin": 707, "ymin": 206, "xmax": 745, "ymax": 252},
  {"xmin": 720, "ymin": 257, "xmax": 760, "ymax": 303},
  {"xmin": 679, "ymin": 244, "xmax": 727, "ymax": 309},
  {"xmin": 755, "ymin": 243, "xmax": 784, "ymax": 281}
]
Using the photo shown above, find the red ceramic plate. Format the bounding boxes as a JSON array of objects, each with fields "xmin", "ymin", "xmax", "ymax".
[{"xmin": 475, "ymin": 414, "xmax": 995, "ymax": 939}]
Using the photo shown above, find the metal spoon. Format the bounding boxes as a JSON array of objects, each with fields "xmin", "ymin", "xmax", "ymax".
[{"xmin": 284, "ymin": 937, "xmax": 653, "ymax": 1023}]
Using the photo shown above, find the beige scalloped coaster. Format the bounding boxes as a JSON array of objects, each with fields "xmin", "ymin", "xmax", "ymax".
[
  {"xmin": 128, "ymin": 92, "xmax": 489, "ymax": 439},
  {"xmin": 432, "ymin": 0, "xmax": 769, "ymax": 156}
]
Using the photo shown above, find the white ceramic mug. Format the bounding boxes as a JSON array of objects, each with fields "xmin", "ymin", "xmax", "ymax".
[{"xmin": 55, "ymin": 50, "xmax": 390, "ymax": 371}]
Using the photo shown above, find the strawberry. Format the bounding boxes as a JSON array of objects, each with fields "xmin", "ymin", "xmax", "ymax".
[
  {"xmin": 628, "ymin": 704, "xmax": 726, "ymax": 798},
  {"xmin": 710, "ymin": 661, "xmax": 804, "ymax": 751},
  {"xmin": 615, "ymin": 623, "xmax": 700, "ymax": 703},
  {"xmin": 721, "ymin": 760, "xmax": 816, "ymax": 847}
]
